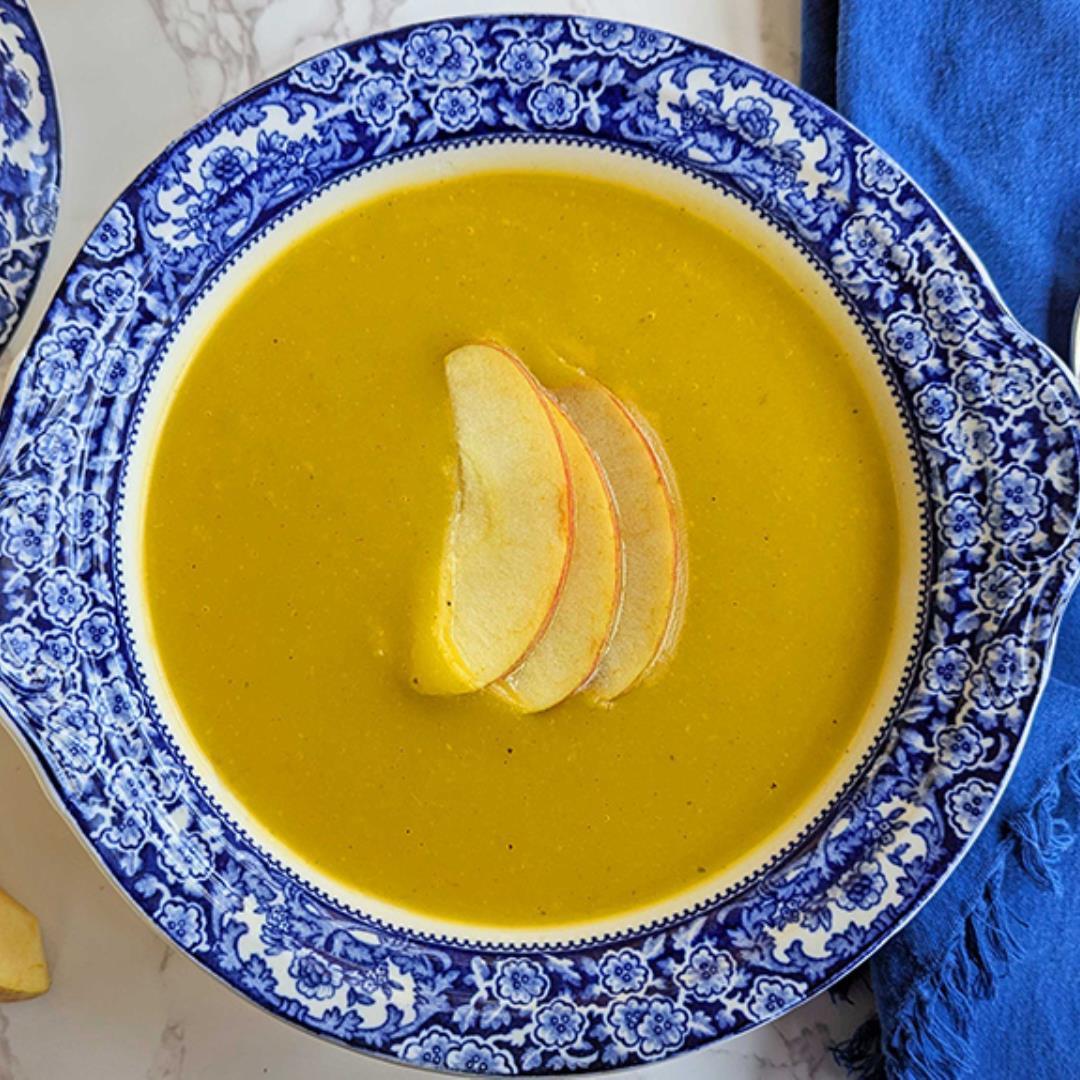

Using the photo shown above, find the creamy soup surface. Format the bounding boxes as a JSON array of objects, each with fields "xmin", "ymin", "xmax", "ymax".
[{"xmin": 143, "ymin": 171, "xmax": 902, "ymax": 927}]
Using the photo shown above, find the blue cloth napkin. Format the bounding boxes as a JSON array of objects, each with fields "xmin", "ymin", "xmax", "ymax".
[{"xmin": 802, "ymin": 3, "xmax": 1080, "ymax": 1078}]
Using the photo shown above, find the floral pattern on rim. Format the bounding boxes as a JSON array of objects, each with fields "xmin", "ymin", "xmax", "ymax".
[
  {"xmin": 0, "ymin": 1, "xmax": 59, "ymax": 351},
  {"xmin": 0, "ymin": 15, "xmax": 1078, "ymax": 1074}
]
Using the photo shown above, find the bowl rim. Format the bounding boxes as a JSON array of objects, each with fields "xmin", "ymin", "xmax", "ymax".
[
  {"xmin": 1, "ymin": 13, "xmax": 1078, "ymax": 1074},
  {"xmin": 0, "ymin": 0, "xmax": 61, "ymax": 355}
]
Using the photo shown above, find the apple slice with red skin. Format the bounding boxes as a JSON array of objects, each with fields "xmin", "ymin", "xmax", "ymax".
[
  {"xmin": 497, "ymin": 400, "xmax": 622, "ymax": 712},
  {"xmin": 412, "ymin": 343, "xmax": 574, "ymax": 693},
  {"xmin": 557, "ymin": 379, "xmax": 685, "ymax": 702}
]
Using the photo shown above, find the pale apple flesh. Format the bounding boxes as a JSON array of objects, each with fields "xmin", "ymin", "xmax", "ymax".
[
  {"xmin": 412, "ymin": 343, "xmax": 574, "ymax": 693},
  {"xmin": 497, "ymin": 402, "xmax": 622, "ymax": 712},
  {"xmin": 558, "ymin": 380, "xmax": 684, "ymax": 702},
  {"xmin": 0, "ymin": 888, "xmax": 49, "ymax": 1002}
]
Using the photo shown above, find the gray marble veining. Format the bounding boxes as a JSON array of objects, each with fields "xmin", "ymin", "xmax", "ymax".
[
  {"xmin": 0, "ymin": 1010, "xmax": 24, "ymax": 1080},
  {"xmin": 146, "ymin": 1022, "xmax": 186, "ymax": 1080}
]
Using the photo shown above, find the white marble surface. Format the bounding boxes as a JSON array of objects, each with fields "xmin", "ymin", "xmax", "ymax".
[{"xmin": 0, "ymin": 2, "xmax": 877, "ymax": 1077}]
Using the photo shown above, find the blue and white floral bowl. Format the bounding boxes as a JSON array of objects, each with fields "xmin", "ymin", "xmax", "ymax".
[
  {"xmin": 0, "ymin": 0, "xmax": 59, "ymax": 353},
  {"xmin": 1, "ymin": 16, "xmax": 1079, "ymax": 1074}
]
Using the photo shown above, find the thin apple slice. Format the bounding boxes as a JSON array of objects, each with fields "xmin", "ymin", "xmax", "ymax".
[
  {"xmin": 412, "ymin": 343, "xmax": 574, "ymax": 693},
  {"xmin": 497, "ymin": 402, "xmax": 622, "ymax": 712},
  {"xmin": 558, "ymin": 380, "xmax": 684, "ymax": 702},
  {"xmin": 0, "ymin": 888, "xmax": 49, "ymax": 1002}
]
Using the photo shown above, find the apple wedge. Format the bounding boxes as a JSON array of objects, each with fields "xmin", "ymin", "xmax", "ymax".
[
  {"xmin": 558, "ymin": 380, "xmax": 684, "ymax": 702},
  {"xmin": 0, "ymin": 887, "xmax": 49, "ymax": 1002},
  {"xmin": 498, "ymin": 402, "xmax": 622, "ymax": 712},
  {"xmin": 412, "ymin": 343, "xmax": 574, "ymax": 693}
]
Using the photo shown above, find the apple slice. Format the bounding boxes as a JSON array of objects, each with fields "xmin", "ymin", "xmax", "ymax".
[
  {"xmin": 558, "ymin": 380, "xmax": 684, "ymax": 702},
  {"xmin": 497, "ymin": 402, "xmax": 622, "ymax": 712},
  {"xmin": 0, "ymin": 888, "xmax": 49, "ymax": 1002},
  {"xmin": 412, "ymin": 343, "xmax": 574, "ymax": 693}
]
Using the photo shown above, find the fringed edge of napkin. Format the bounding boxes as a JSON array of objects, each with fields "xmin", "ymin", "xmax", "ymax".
[{"xmin": 832, "ymin": 739, "xmax": 1080, "ymax": 1080}]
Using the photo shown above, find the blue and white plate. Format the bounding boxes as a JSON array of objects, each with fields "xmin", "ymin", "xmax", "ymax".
[
  {"xmin": 0, "ymin": 16, "xmax": 1078, "ymax": 1074},
  {"xmin": 0, "ymin": 0, "xmax": 58, "ymax": 353}
]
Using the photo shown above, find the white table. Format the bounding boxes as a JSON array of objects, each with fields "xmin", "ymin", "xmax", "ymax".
[{"xmin": 0, "ymin": 2, "xmax": 876, "ymax": 1076}]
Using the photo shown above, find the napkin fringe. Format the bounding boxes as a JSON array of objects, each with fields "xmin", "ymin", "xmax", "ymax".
[
  {"xmin": 831, "ymin": 1014, "xmax": 885, "ymax": 1079},
  {"xmin": 833, "ymin": 738, "xmax": 1080, "ymax": 1080}
]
